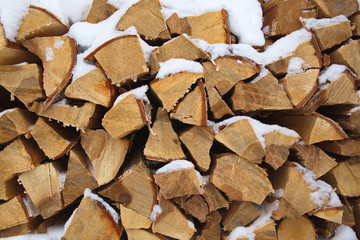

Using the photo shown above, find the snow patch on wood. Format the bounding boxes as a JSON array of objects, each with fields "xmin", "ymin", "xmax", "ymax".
[
  {"xmin": 113, "ymin": 85, "xmax": 149, "ymax": 106},
  {"xmin": 149, "ymin": 204, "xmax": 162, "ymax": 221},
  {"xmin": 331, "ymin": 224, "xmax": 358, "ymax": 240},
  {"xmin": 301, "ymin": 15, "xmax": 349, "ymax": 30},
  {"xmin": 0, "ymin": 108, "xmax": 15, "ymax": 118},
  {"xmin": 156, "ymin": 59, "xmax": 203, "ymax": 79},
  {"xmin": 45, "ymin": 47, "xmax": 54, "ymax": 62},
  {"xmin": 319, "ymin": 64, "xmax": 348, "ymax": 90},
  {"xmin": 156, "ymin": 160, "xmax": 194, "ymax": 174}
]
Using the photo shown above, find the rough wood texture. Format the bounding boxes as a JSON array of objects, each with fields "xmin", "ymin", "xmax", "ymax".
[
  {"xmin": 81, "ymin": 129, "xmax": 130, "ymax": 186},
  {"xmin": 116, "ymin": 0, "xmax": 170, "ymax": 41},
  {"xmin": 312, "ymin": 0, "xmax": 359, "ymax": 18},
  {"xmin": 331, "ymin": 106, "xmax": 360, "ymax": 135},
  {"xmin": 277, "ymin": 216, "xmax": 316, "ymax": 240},
  {"xmin": 65, "ymin": 68, "xmax": 114, "ymax": 107},
  {"xmin": 150, "ymin": 72, "xmax": 203, "ymax": 112},
  {"xmin": 144, "ymin": 108, "xmax": 186, "ymax": 162},
  {"xmin": 0, "ymin": 216, "xmax": 42, "ymax": 238},
  {"xmin": 0, "ymin": 196, "xmax": 29, "ymax": 230},
  {"xmin": 150, "ymin": 34, "xmax": 210, "ymax": 74},
  {"xmin": 317, "ymin": 138, "xmax": 360, "ymax": 157},
  {"xmin": 173, "ymin": 195, "xmax": 209, "ymax": 223},
  {"xmin": 330, "ymin": 39, "xmax": 360, "ymax": 76},
  {"xmin": 310, "ymin": 206, "xmax": 344, "ymax": 224},
  {"xmin": 199, "ymin": 211, "xmax": 222, "ymax": 240},
  {"xmin": 222, "ymin": 201, "xmax": 260, "ymax": 231},
  {"xmin": 202, "ymin": 182, "xmax": 229, "ymax": 212},
  {"xmin": 206, "ymin": 86, "xmax": 234, "ymax": 119},
  {"xmin": 350, "ymin": 12, "xmax": 360, "ymax": 36},
  {"xmin": 211, "ymin": 153, "xmax": 274, "ymax": 205},
  {"xmin": 0, "ymin": 64, "xmax": 46, "ymax": 107},
  {"xmin": 126, "ymin": 229, "xmax": 167, "ymax": 240},
  {"xmin": 120, "ymin": 204, "xmax": 152, "ymax": 229},
  {"xmin": 86, "ymin": 0, "xmax": 118, "ymax": 24}
]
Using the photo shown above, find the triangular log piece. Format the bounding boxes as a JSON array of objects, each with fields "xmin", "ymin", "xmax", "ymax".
[
  {"xmin": 63, "ymin": 190, "xmax": 122, "ymax": 240},
  {"xmin": 153, "ymin": 160, "xmax": 204, "ymax": 199},
  {"xmin": 0, "ymin": 107, "xmax": 36, "ymax": 145},
  {"xmin": 0, "ymin": 216, "xmax": 42, "ymax": 238},
  {"xmin": 329, "ymin": 39, "xmax": 360, "ymax": 76},
  {"xmin": 81, "ymin": 129, "xmax": 130, "ymax": 186},
  {"xmin": 342, "ymin": 202, "xmax": 356, "ymax": 227},
  {"xmin": 252, "ymin": 219, "xmax": 277, "ymax": 240},
  {"xmin": 331, "ymin": 106, "xmax": 360, "ymax": 135},
  {"xmin": 262, "ymin": 0, "xmax": 317, "ymax": 37},
  {"xmin": 221, "ymin": 201, "xmax": 260, "ymax": 231},
  {"xmin": 198, "ymin": 211, "xmax": 222, "ymax": 240},
  {"xmin": 116, "ymin": 0, "xmax": 171, "ymax": 42},
  {"xmin": 203, "ymin": 56, "xmax": 260, "ymax": 96},
  {"xmin": 279, "ymin": 69, "xmax": 319, "ymax": 109},
  {"xmin": 170, "ymin": 80, "xmax": 207, "ymax": 126},
  {"xmin": 0, "ymin": 178, "xmax": 24, "ymax": 202},
  {"xmin": 291, "ymin": 144, "xmax": 337, "ymax": 178},
  {"xmin": 0, "ymin": 64, "xmax": 45, "ymax": 107},
  {"xmin": 62, "ymin": 146, "xmax": 99, "ymax": 206},
  {"xmin": 350, "ymin": 12, "xmax": 360, "ymax": 36},
  {"xmin": 150, "ymin": 34, "xmax": 210, "ymax": 74},
  {"xmin": 16, "ymin": 6, "xmax": 69, "ymax": 42},
  {"xmin": 311, "ymin": 0, "xmax": 359, "ymax": 18},
  {"xmin": 230, "ymin": 69, "xmax": 293, "ymax": 113},
  {"xmin": 206, "ymin": 86, "xmax": 234, "ymax": 119},
  {"xmin": 322, "ymin": 157, "xmax": 360, "ymax": 197},
  {"xmin": 178, "ymin": 125, "xmax": 213, "ymax": 171},
  {"xmin": 173, "ymin": 194, "xmax": 209, "ymax": 223},
  {"xmin": 126, "ymin": 229, "xmax": 167, "ymax": 240},
  {"xmin": 65, "ymin": 68, "xmax": 114, "ymax": 107},
  {"xmin": 210, "ymin": 153, "xmax": 274, "ymax": 205},
  {"xmin": 271, "ymin": 197, "xmax": 300, "ymax": 221},
  {"xmin": 144, "ymin": 108, "xmax": 186, "ymax": 162},
  {"xmin": 120, "ymin": 204, "xmax": 152, "ymax": 230},
  {"xmin": 22, "ymin": 36, "xmax": 76, "ymax": 98},
  {"xmin": 0, "ymin": 196, "xmax": 31, "ymax": 230},
  {"xmin": 309, "ymin": 206, "xmax": 344, "ymax": 224},
  {"xmin": 202, "ymin": 181, "xmax": 229, "ymax": 212},
  {"xmin": 317, "ymin": 138, "xmax": 360, "ymax": 157},
  {"xmin": 150, "ymin": 72, "xmax": 203, "ymax": 112},
  {"xmin": 152, "ymin": 194, "xmax": 196, "ymax": 240},
  {"xmin": 86, "ymin": 35, "xmax": 148, "ymax": 86},
  {"xmin": 86, "ymin": 0, "xmax": 118, "ymax": 24},
  {"xmin": 277, "ymin": 216, "xmax": 316, "ymax": 240},
  {"xmin": 167, "ymin": 10, "xmax": 230, "ymax": 44}
]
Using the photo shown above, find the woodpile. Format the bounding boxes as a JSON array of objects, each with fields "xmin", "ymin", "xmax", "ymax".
[{"xmin": 1, "ymin": 0, "xmax": 360, "ymax": 239}]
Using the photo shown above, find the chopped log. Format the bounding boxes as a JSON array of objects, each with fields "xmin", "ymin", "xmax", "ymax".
[
  {"xmin": 173, "ymin": 194, "xmax": 209, "ymax": 223},
  {"xmin": 0, "ymin": 176, "xmax": 24, "ymax": 201},
  {"xmin": 322, "ymin": 157, "xmax": 360, "ymax": 197},
  {"xmin": 230, "ymin": 69, "xmax": 293, "ymax": 113},
  {"xmin": 350, "ymin": 12, "xmax": 360, "ymax": 36},
  {"xmin": 330, "ymin": 106, "xmax": 360, "ymax": 135},
  {"xmin": 277, "ymin": 216, "xmax": 316, "ymax": 240},
  {"xmin": 152, "ymin": 194, "xmax": 196, "ymax": 240},
  {"xmin": 167, "ymin": 10, "xmax": 230, "ymax": 44},
  {"xmin": 0, "ymin": 216, "xmax": 42, "ymax": 238},
  {"xmin": 210, "ymin": 153, "xmax": 274, "ymax": 205},
  {"xmin": 271, "ymin": 197, "xmax": 299, "ymax": 220},
  {"xmin": 291, "ymin": 144, "xmax": 337, "ymax": 178},
  {"xmin": 86, "ymin": 0, "xmax": 118, "ymax": 24},
  {"xmin": 126, "ymin": 229, "xmax": 167, "ymax": 240},
  {"xmin": 198, "ymin": 211, "xmax": 222, "ymax": 240},
  {"xmin": 202, "ymin": 181, "xmax": 229, "ymax": 212},
  {"xmin": 65, "ymin": 68, "xmax": 114, "ymax": 107},
  {"xmin": 206, "ymin": 86, "xmax": 234, "ymax": 119},
  {"xmin": 203, "ymin": 56, "xmax": 260, "ymax": 96},
  {"xmin": 342, "ymin": 202, "xmax": 356, "ymax": 227},
  {"xmin": 120, "ymin": 204, "xmax": 152, "ymax": 229},
  {"xmin": 0, "ymin": 64, "xmax": 46, "ymax": 107},
  {"xmin": 81, "ymin": 129, "xmax": 130, "ymax": 186},
  {"xmin": 16, "ymin": 6, "xmax": 69, "ymax": 42},
  {"xmin": 309, "ymin": 206, "xmax": 344, "ymax": 224},
  {"xmin": 317, "ymin": 138, "xmax": 360, "ymax": 157},
  {"xmin": 315, "ymin": 218, "xmax": 339, "ymax": 238},
  {"xmin": 222, "ymin": 201, "xmax": 260, "ymax": 231},
  {"xmin": 279, "ymin": 69, "xmax": 319, "ymax": 108},
  {"xmin": 144, "ymin": 108, "xmax": 186, "ymax": 162},
  {"xmin": 262, "ymin": 0, "xmax": 317, "ymax": 37},
  {"xmin": 116, "ymin": 0, "xmax": 171, "ymax": 42},
  {"xmin": 330, "ymin": 39, "xmax": 360, "ymax": 76},
  {"xmin": 0, "ymin": 24, "xmax": 6, "ymax": 50},
  {"xmin": 22, "ymin": 36, "xmax": 76, "ymax": 98},
  {"xmin": 86, "ymin": 35, "xmax": 148, "ymax": 86},
  {"xmin": 0, "ymin": 196, "xmax": 30, "ymax": 230},
  {"xmin": 150, "ymin": 34, "xmax": 210, "ymax": 74},
  {"xmin": 252, "ymin": 219, "xmax": 277, "ymax": 240},
  {"xmin": 0, "ymin": 107, "xmax": 36, "ymax": 145},
  {"xmin": 178, "ymin": 125, "xmax": 214, "ymax": 171},
  {"xmin": 311, "ymin": 0, "xmax": 359, "ymax": 18},
  {"xmin": 150, "ymin": 72, "xmax": 203, "ymax": 112},
  {"xmin": 170, "ymin": 80, "xmax": 207, "ymax": 126},
  {"xmin": 153, "ymin": 160, "xmax": 204, "ymax": 199}
]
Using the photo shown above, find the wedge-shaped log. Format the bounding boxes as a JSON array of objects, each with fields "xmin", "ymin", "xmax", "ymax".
[
  {"xmin": 86, "ymin": 0, "xmax": 118, "ymax": 24},
  {"xmin": 312, "ymin": 0, "xmax": 359, "ymax": 18},
  {"xmin": 120, "ymin": 204, "xmax": 152, "ymax": 230},
  {"xmin": 331, "ymin": 106, "xmax": 360, "ymax": 135},
  {"xmin": 309, "ymin": 206, "xmax": 344, "ymax": 224},
  {"xmin": 211, "ymin": 153, "xmax": 274, "ymax": 205},
  {"xmin": 199, "ymin": 211, "xmax": 222, "ymax": 240},
  {"xmin": 144, "ymin": 108, "xmax": 185, "ymax": 162},
  {"xmin": 350, "ymin": 12, "xmax": 360, "ymax": 36},
  {"xmin": 0, "ymin": 196, "xmax": 32, "ymax": 230},
  {"xmin": 0, "ymin": 216, "xmax": 42, "ymax": 238},
  {"xmin": 16, "ymin": 6, "xmax": 68, "ymax": 42},
  {"xmin": 202, "ymin": 181, "xmax": 229, "ymax": 212},
  {"xmin": 173, "ymin": 194, "xmax": 209, "ymax": 223},
  {"xmin": 126, "ymin": 229, "xmax": 167, "ymax": 240},
  {"xmin": 81, "ymin": 129, "xmax": 130, "ymax": 186},
  {"xmin": 167, "ymin": 10, "xmax": 230, "ymax": 44},
  {"xmin": 317, "ymin": 138, "xmax": 360, "ymax": 157},
  {"xmin": 150, "ymin": 34, "xmax": 210, "ymax": 74},
  {"xmin": 277, "ymin": 216, "xmax": 316, "ymax": 240},
  {"xmin": 153, "ymin": 160, "xmax": 204, "ymax": 199},
  {"xmin": 330, "ymin": 39, "xmax": 360, "ymax": 76},
  {"xmin": 65, "ymin": 68, "xmax": 114, "ymax": 107},
  {"xmin": 222, "ymin": 201, "xmax": 260, "ymax": 231},
  {"xmin": 116, "ymin": 0, "xmax": 170, "ymax": 41},
  {"xmin": 206, "ymin": 86, "xmax": 234, "ymax": 119},
  {"xmin": 0, "ymin": 64, "xmax": 45, "ymax": 107},
  {"xmin": 22, "ymin": 36, "xmax": 76, "ymax": 98},
  {"xmin": 152, "ymin": 194, "xmax": 196, "ymax": 240}
]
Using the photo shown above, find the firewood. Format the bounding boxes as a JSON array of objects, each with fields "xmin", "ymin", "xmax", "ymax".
[
  {"xmin": 252, "ymin": 219, "xmax": 277, "ymax": 240},
  {"xmin": 202, "ymin": 181, "xmax": 229, "ymax": 212},
  {"xmin": 210, "ymin": 153, "xmax": 274, "ymax": 205},
  {"xmin": 277, "ymin": 216, "xmax": 316, "ymax": 240},
  {"xmin": 322, "ymin": 157, "xmax": 360, "ymax": 197},
  {"xmin": 150, "ymin": 34, "xmax": 210, "ymax": 74},
  {"xmin": 0, "ymin": 107, "xmax": 36, "ymax": 145},
  {"xmin": 342, "ymin": 202, "xmax": 356, "ymax": 227},
  {"xmin": 65, "ymin": 68, "xmax": 114, "ymax": 107},
  {"xmin": 173, "ymin": 194, "xmax": 209, "ymax": 223},
  {"xmin": 330, "ymin": 106, "xmax": 360, "ymax": 135},
  {"xmin": 353, "ymin": 200, "xmax": 360, "ymax": 237},
  {"xmin": 317, "ymin": 138, "xmax": 360, "ymax": 157},
  {"xmin": 271, "ymin": 197, "xmax": 299, "ymax": 221},
  {"xmin": 167, "ymin": 10, "xmax": 230, "ymax": 44},
  {"xmin": 144, "ymin": 108, "xmax": 186, "ymax": 162},
  {"xmin": 81, "ymin": 129, "xmax": 130, "ymax": 186},
  {"xmin": 315, "ymin": 219, "xmax": 339, "ymax": 238},
  {"xmin": 330, "ymin": 39, "xmax": 360, "ymax": 76},
  {"xmin": 222, "ymin": 201, "xmax": 260, "ymax": 231},
  {"xmin": 0, "ymin": 216, "xmax": 42, "ymax": 238},
  {"xmin": 0, "ymin": 196, "xmax": 32, "ymax": 230},
  {"xmin": 86, "ymin": 0, "xmax": 118, "ymax": 24},
  {"xmin": 0, "ymin": 64, "xmax": 46, "ymax": 107},
  {"xmin": 311, "ymin": 0, "xmax": 359, "ymax": 18},
  {"xmin": 152, "ymin": 194, "xmax": 196, "ymax": 240},
  {"xmin": 153, "ymin": 160, "xmax": 204, "ymax": 199},
  {"xmin": 262, "ymin": 0, "xmax": 317, "ymax": 37},
  {"xmin": 178, "ymin": 125, "xmax": 214, "ymax": 171},
  {"xmin": 206, "ymin": 86, "xmax": 234, "ymax": 119},
  {"xmin": 120, "ymin": 204, "xmax": 152, "ymax": 229},
  {"xmin": 126, "ymin": 229, "xmax": 167, "ymax": 240},
  {"xmin": 16, "ymin": 6, "xmax": 69, "ymax": 42},
  {"xmin": 309, "ymin": 206, "xmax": 344, "ymax": 224},
  {"xmin": 170, "ymin": 79, "xmax": 207, "ymax": 126},
  {"xmin": 116, "ymin": 0, "xmax": 171, "ymax": 42},
  {"xmin": 198, "ymin": 211, "xmax": 222, "ymax": 240},
  {"xmin": 350, "ymin": 12, "xmax": 360, "ymax": 36}
]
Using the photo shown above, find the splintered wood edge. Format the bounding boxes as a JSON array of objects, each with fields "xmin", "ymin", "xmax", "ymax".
[
  {"xmin": 308, "ymin": 205, "xmax": 344, "ymax": 216},
  {"xmin": 299, "ymin": 18, "xmax": 323, "ymax": 67},
  {"xmin": 198, "ymin": 79, "xmax": 207, "ymax": 126},
  {"xmin": 0, "ymin": 23, "xmax": 8, "ymax": 47},
  {"xmin": 221, "ymin": 9, "xmax": 231, "ymax": 45},
  {"xmin": 313, "ymin": 112, "xmax": 348, "ymax": 139}
]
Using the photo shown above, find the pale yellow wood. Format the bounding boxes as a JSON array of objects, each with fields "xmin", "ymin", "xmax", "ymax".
[
  {"xmin": 0, "ymin": 216, "xmax": 42, "ymax": 238},
  {"xmin": 81, "ymin": 129, "xmax": 130, "ymax": 186},
  {"xmin": 317, "ymin": 138, "xmax": 360, "ymax": 157},
  {"xmin": 272, "ymin": 197, "xmax": 299, "ymax": 221},
  {"xmin": 310, "ymin": 206, "xmax": 344, "ymax": 224},
  {"xmin": 0, "ymin": 44, "xmax": 40, "ymax": 66},
  {"xmin": 0, "ymin": 24, "xmax": 6, "ymax": 50},
  {"xmin": 86, "ymin": 0, "xmax": 118, "ymax": 24},
  {"xmin": 211, "ymin": 153, "xmax": 274, "ymax": 205},
  {"xmin": 253, "ymin": 219, "xmax": 277, "ymax": 240},
  {"xmin": 330, "ymin": 39, "xmax": 360, "ymax": 76},
  {"xmin": 120, "ymin": 204, "xmax": 152, "ymax": 229},
  {"xmin": 277, "ymin": 216, "xmax": 316, "ymax": 240},
  {"xmin": 0, "ymin": 196, "xmax": 29, "ymax": 230},
  {"xmin": 312, "ymin": 0, "xmax": 359, "ymax": 18},
  {"xmin": 222, "ymin": 201, "xmax": 260, "ymax": 231},
  {"xmin": 173, "ymin": 195, "xmax": 209, "ymax": 223},
  {"xmin": 202, "ymin": 182, "xmax": 229, "ymax": 212},
  {"xmin": 206, "ymin": 86, "xmax": 234, "ymax": 119},
  {"xmin": 126, "ymin": 229, "xmax": 167, "ymax": 240},
  {"xmin": 199, "ymin": 211, "xmax": 222, "ymax": 240}
]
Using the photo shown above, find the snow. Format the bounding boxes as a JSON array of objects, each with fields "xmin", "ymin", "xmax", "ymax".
[
  {"xmin": 347, "ymin": 106, "xmax": 360, "ymax": 115},
  {"xmin": 188, "ymin": 220, "xmax": 195, "ymax": 229},
  {"xmin": 156, "ymin": 59, "xmax": 203, "ymax": 79},
  {"xmin": 56, "ymin": 169, "xmax": 67, "ymax": 190},
  {"xmin": 45, "ymin": 47, "xmax": 54, "ymax": 62},
  {"xmin": 54, "ymin": 40, "xmax": 65, "ymax": 49},
  {"xmin": 262, "ymin": 25, "xmax": 270, "ymax": 35},
  {"xmin": 160, "ymin": 0, "xmax": 265, "ymax": 46},
  {"xmin": 287, "ymin": 57, "xmax": 309, "ymax": 75},
  {"xmin": 319, "ymin": 64, "xmax": 348, "ymax": 90},
  {"xmin": 195, "ymin": 171, "xmax": 205, "ymax": 188},
  {"xmin": 301, "ymin": 15, "xmax": 349, "ymax": 30},
  {"xmin": 107, "ymin": 0, "xmax": 140, "ymax": 9},
  {"xmin": 270, "ymin": 188, "xmax": 284, "ymax": 198},
  {"xmin": 113, "ymin": 85, "xmax": 149, "ymax": 106},
  {"xmin": 331, "ymin": 224, "xmax": 358, "ymax": 240},
  {"xmin": 156, "ymin": 160, "xmax": 194, "ymax": 174},
  {"xmin": 149, "ymin": 204, "xmax": 162, "ymax": 221},
  {"xmin": 71, "ymin": 52, "xmax": 97, "ymax": 81},
  {"xmin": 84, "ymin": 188, "xmax": 119, "ymax": 223},
  {"xmin": 0, "ymin": 108, "xmax": 15, "ymax": 118}
]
